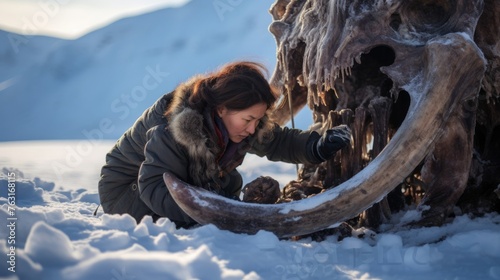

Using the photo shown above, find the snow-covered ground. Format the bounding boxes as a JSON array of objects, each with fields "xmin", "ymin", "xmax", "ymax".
[{"xmin": 1, "ymin": 141, "xmax": 500, "ymax": 280}]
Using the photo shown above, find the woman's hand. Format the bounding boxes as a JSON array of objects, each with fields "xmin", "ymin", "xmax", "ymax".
[{"xmin": 315, "ymin": 125, "xmax": 352, "ymax": 161}]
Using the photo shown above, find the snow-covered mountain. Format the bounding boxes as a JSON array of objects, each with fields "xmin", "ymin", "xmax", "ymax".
[{"xmin": 0, "ymin": 0, "xmax": 286, "ymax": 141}]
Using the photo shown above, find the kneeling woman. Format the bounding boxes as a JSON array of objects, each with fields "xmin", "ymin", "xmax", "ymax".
[{"xmin": 98, "ymin": 61, "xmax": 350, "ymax": 228}]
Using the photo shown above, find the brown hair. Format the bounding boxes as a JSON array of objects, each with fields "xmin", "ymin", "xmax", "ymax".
[{"xmin": 187, "ymin": 61, "xmax": 278, "ymax": 113}]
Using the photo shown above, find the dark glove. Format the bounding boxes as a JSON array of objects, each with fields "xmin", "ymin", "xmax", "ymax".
[{"xmin": 314, "ymin": 125, "xmax": 352, "ymax": 161}]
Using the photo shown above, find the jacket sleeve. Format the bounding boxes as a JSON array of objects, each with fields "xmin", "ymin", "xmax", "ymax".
[
  {"xmin": 250, "ymin": 124, "xmax": 322, "ymax": 164},
  {"xmin": 138, "ymin": 124, "xmax": 196, "ymax": 227}
]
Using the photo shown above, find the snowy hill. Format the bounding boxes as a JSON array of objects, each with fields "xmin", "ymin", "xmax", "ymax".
[{"xmin": 0, "ymin": 0, "xmax": 287, "ymax": 141}]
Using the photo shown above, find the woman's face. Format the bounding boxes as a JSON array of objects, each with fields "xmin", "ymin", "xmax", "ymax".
[{"xmin": 217, "ymin": 103, "xmax": 267, "ymax": 143}]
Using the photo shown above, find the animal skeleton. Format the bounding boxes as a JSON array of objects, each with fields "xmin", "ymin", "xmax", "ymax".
[{"xmin": 164, "ymin": 0, "xmax": 500, "ymax": 237}]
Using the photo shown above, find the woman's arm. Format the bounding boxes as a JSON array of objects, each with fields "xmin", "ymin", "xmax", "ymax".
[
  {"xmin": 138, "ymin": 124, "xmax": 196, "ymax": 227},
  {"xmin": 250, "ymin": 124, "xmax": 322, "ymax": 164}
]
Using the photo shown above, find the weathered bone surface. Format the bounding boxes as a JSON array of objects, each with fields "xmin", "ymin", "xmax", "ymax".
[{"xmin": 165, "ymin": 0, "xmax": 498, "ymax": 236}]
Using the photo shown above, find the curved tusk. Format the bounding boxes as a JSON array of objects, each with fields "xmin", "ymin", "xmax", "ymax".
[{"xmin": 164, "ymin": 34, "xmax": 486, "ymax": 238}]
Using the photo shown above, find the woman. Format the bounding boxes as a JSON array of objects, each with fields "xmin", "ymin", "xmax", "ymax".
[{"xmin": 98, "ymin": 61, "xmax": 351, "ymax": 228}]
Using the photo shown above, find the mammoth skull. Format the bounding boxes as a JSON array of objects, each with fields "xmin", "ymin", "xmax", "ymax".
[{"xmin": 164, "ymin": 0, "xmax": 499, "ymax": 237}]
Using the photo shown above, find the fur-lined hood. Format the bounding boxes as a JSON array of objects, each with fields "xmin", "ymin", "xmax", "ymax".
[{"xmin": 165, "ymin": 77, "xmax": 274, "ymax": 189}]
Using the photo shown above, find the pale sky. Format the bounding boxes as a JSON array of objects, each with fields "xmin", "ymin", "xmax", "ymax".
[{"xmin": 0, "ymin": 0, "xmax": 190, "ymax": 39}]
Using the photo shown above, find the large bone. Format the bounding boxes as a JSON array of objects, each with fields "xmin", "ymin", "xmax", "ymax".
[{"xmin": 164, "ymin": 34, "xmax": 485, "ymax": 238}]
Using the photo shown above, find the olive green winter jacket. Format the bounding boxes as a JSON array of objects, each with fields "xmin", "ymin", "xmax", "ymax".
[{"xmin": 98, "ymin": 77, "xmax": 320, "ymax": 227}]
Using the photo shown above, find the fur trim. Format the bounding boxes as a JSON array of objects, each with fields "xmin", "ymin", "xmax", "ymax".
[
  {"xmin": 166, "ymin": 75, "xmax": 202, "ymax": 117},
  {"xmin": 169, "ymin": 107, "xmax": 220, "ymax": 186},
  {"xmin": 170, "ymin": 108, "xmax": 206, "ymax": 149}
]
